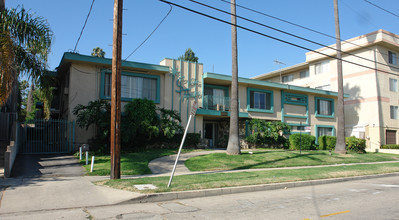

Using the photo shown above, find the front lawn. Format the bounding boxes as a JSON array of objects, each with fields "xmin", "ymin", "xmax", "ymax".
[
  {"xmin": 99, "ymin": 162, "xmax": 399, "ymax": 193},
  {"xmin": 185, "ymin": 150, "xmax": 399, "ymax": 171}
]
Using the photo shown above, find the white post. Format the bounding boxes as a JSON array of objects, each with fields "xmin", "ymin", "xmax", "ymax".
[
  {"xmin": 168, "ymin": 114, "xmax": 193, "ymax": 188},
  {"xmin": 86, "ymin": 151, "xmax": 89, "ymax": 165},
  {"xmin": 79, "ymin": 147, "xmax": 82, "ymax": 160},
  {"xmin": 90, "ymin": 156, "xmax": 95, "ymax": 172}
]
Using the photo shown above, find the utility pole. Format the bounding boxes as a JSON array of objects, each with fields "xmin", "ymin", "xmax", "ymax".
[
  {"xmin": 333, "ymin": 0, "xmax": 347, "ymax": 154},
  {"xmin": 110, "ymin": 0, "xmax": 123, "ymax": 179}
]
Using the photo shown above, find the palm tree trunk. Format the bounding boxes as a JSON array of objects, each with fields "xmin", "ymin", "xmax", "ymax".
[
  {"xmin": 226, "ymin": 0, "xmax": 241, "ymax": 155},
  {"xmin": 334, "ymin": 0, "xmax": 347, "ymax": 154},
  {"xmin": 0, "ymin": 0, "xmax": 4, "ymax": 11},
  {"xmin": 26, "ymin": 82, "xmax": 34, "ymax": 119}
]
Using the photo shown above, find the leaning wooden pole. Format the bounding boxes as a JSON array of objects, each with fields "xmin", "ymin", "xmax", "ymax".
[
  {"xmin": 110, "ymin": 0, "xmax": 123, "ymax": 179},
  {"xmin": 333, "ymin": 0, "xmax": 347, "ymax": 154}
]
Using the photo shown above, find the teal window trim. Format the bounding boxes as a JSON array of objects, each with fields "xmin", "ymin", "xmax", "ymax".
[
  {"xmin": 196, "ymin": 108, "xmax": 249, "ymax": 118},
  {"xmin": 247, "ymin": 87, "xmax": 274, "ymax": 113},
  {"xmin": 100, "ymin": 69, "xmax": 161, "ymax": 104},
  {"xmin": 315, "ymin": 125, "xmax": 335, "ymax": 143},
  {"xmin": 204, "ymin": 84, "xmax": 229, "ymax": 98},
  {"xmin": 281, "ymin": 91, "xmax": 309, "ymax": 124},
  {"xmin": 283, "ymin": 93, "xmax": 308, "ymax": 106},
  {"xmin": 315, "ymin": 96, "xmax": 335, "ymax": 118}
]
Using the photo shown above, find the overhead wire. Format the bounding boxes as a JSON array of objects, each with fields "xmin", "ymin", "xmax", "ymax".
[
  {"xmin": 124, "ymin": 3, "xmax": 173, "ymax": 60},
  {"xmin": 73, "ymin": 0, "xmax": 95, "ymax": 52},
  {"xmin": 363, "ymin": 0, "xmax": 399, "ymax": 19},
  {"xmin": 219, "ymin": 0, "xmax": 399, "ymax": 64},
  {"xmin": 158, "ymin": 0, "xmax": 399, "ymax": 77},
  {"xmin": 188, "ymin": 0, "xmax": 399, "ymax": 71}
]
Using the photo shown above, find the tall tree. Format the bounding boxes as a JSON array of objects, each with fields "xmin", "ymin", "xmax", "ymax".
[
  {"xmin": 226, "ymin": 0, "xmax": 241, "ymax": 155},
  {"xmin": 334, "ymin": 0, "xmax": 346, "ymax": 154},
  {"xmin": 178, "ymin": 48, "xmax": 199, "ymax": 62},
  {"xmin": 91, "ymin": 47, "xmax": 105, "ymax": 58},
  {"xmin": 0, "ymin": 6, "xmax": 53, "ymax": 105}
]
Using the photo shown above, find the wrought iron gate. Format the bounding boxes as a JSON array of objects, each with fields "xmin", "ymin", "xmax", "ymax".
[{"xmin": 19, "ymin": 119, "xmax": 75, "ymax": 154}]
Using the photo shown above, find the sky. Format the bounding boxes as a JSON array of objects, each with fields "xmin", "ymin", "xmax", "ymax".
[{"xmin": 7, "ymin": 0, "xmax": 399, "ymax": 78}]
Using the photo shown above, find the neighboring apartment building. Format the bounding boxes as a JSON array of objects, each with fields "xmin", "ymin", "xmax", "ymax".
[
  {"xmin": 253, "ymin": 29, "xmax": 399, "ymax": 151},
  {"xmin": 55, "ymin": 52, "xmax": 342, "ymax": 147}
]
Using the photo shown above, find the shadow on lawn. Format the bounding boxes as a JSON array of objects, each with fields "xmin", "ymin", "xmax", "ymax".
[{"xmin": 235, "ymin": 151, "xmax": 328, "ymax": 170}]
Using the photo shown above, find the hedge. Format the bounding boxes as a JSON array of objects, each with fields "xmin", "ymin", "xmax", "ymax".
[
  {"xmin": 345, "ymin": 136, "xmax": 366, "ymax": 153},
  {"xmin": 318, "ymin": 136, "xmax": 336, "ymax": 150},
  {"xmin": 289, "ymin": 133, "xmax": 316, "ymax": 150},
  {"xmin": 381, "ymin": 144, "xmax": 399, "ymax": 149}
]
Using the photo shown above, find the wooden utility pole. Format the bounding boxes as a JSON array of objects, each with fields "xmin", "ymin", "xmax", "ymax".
[
  {"xmin": 110, "ymin": 0, "xmax": 123, "ymax": 179},
  {"xmin": 333, "ymin": 0, "xmax": 347, "ymax": 154},
  {"xmin": 226, "ymin": 0, "xmax": 241, "ymax": 155}
]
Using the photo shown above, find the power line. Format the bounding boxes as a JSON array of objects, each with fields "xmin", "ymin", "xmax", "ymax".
[
  {"xmin": 124, "ymin": 3, "xmax": 173, "ymax": 60},
  {"xmin": 159, "ymin": 0, "xmax": 399, "ymax": 77},
  {"xmin": 363, "ymin": 0, "xmax": 399, "ymax": 19},
  {"xmin": 219, "ymin": 0, "xmax": 399, "ymax": 63},
  {"xmin": 188, "ymin": 0, "xmax": 399, "ymax": 71},
  {"xmin": 73, "ymin": 0, "xmax": 95, "ymax": 52}
]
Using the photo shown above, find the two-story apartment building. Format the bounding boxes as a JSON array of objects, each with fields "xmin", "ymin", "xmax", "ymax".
[
  {"xmin": 253, "ymin": 29, "xmax": 399, "ymax": 151},
  {"xmin": 55, "ymin": 52, "xmax": 342, "ymax": 148}
]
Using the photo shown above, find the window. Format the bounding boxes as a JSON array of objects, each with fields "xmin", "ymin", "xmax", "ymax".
[
  {"xmin": 300, "ymin": 70, "xmax": 309, "ymax": 79},
  {"xmin": 389, "ymin": 78, "xmax": 398, "ymax": 92},
  {"xmin": 247, "ymin": 88, "xmax": 273, "ymax": 112},
  {"xmin": 391, "ymin": 106, "xmax": 398, "ymax": 119},
  {"xmin": 102, "ymin": 71, "xmax": 160, "ymax": 103},
  {"xmin": 282, "ymin": 75, "xmax": 293, "ymax": 83},
  {"xmin": 204, "ymin": 85, "xmax": 228, "ymax": 110},
  {"xmin": 317, "ymin": 127, "xmax": 333, "ymax": 137},
  {"xmin": 315, "ymin": 97, "xmax": 334, "ymax": 117},
  {"xmin": 315, "ymin": 61, "xmax": 329, "ymax": 74},
  {"xmin": 389, "ymin": 51, "xmax": 397, "ymax": 65}
]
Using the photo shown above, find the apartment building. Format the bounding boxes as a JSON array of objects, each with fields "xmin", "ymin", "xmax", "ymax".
[{"xmin": 253, "ymin": 30, "xmax": 399, "ymax": 151}]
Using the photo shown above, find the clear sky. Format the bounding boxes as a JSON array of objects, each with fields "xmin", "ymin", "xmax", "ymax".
[{"xmin": 7, "ymin": 0, "xmax": 399, "ymax": 78}]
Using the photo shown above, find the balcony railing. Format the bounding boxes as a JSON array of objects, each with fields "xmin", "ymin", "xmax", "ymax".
[{"xmin": 203, "ymin": 95, "xmax": 238, "ymax": 111}]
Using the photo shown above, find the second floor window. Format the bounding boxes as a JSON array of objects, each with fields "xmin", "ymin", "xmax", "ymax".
[
  {"xmin": 282, "ymin": 75, "xmax": 293, "ymax": 83},
  {"xmin": 391, "ymin": 106, "xmax": 398, "ymax": 119},
  {"xmin": 390, "ymin": 78, "xmax": 398, "ymax": 92},
  {"xmin": 389, "ymin": 51, "xmax": 397, "ymax": 65},
  {"xmin": 300, "ymin": 70, "xmax": 309, "ymax": 79},
  {"xmin": 315, "ymin": 61, "xmax": 329, "ymax": 74},
  {"xmin": 249, "ymin": 89, "xmax": 272, "ymax": 111},
  {"xmin": 316, "ymin": 97, "xmax": 334, "ymax": 117},
  {"xmin": 103, "ymin": 71, "xmax": 159, "ymax": 102}
]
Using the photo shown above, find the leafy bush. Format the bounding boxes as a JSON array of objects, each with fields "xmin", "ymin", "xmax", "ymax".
[
  {"xmin": 158, "ymin": 108, "xmax": 183, "ymax": 139},
  {"xmin": 318, "ymin": 136, "xmax": 336, "ymax": 150},
  {"xmin": 380, "ymin": 144, "xmax": 399, "ymax": 149},
  {"xmin": 289, "ymin": 133, "xmax": 316, "ymax": 150},
  {"xmin": 345, "ymin": 136, "xmax": 366, "ymax": 153},
  {"xmin": 245, "ymin": 119, "xmax": 290, "ymax": 148}
]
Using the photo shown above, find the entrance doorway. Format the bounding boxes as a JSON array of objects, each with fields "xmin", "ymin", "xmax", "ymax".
[
  {"xmin": 204, "ymin": 122, "xmax": 218, "ymax": 147},
  {"xmin": 386, "ymin": 130, "xmax": 397, "ymax": 145}
]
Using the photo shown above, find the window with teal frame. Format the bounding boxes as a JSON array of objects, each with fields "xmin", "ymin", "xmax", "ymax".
[
  {"xmin": 315, "ymin": 125, "xmax": 335, "ymax": 143},
  {"xmin": 247, "ymin": 87, "xmax": 273, "ymax": 113},
  {"xmin": 100, "ymin": 70, "xmax": 160, "ymax": 103},
  {"xmin": 315, "ymin": 97, "xmax": 334, "ymax": 118}
]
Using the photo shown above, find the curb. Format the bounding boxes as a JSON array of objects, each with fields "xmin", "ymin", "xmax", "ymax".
[{"xmin": 117, "ymin": 172, "xmax": 399, "ymax": 204}]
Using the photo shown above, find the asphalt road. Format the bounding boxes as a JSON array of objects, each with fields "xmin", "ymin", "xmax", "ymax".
[{"xmin": 1, "ymin": 175, "xmax": 399, "ymax": 219}]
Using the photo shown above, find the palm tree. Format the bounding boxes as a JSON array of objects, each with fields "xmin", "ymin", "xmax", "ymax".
[
  {"xmin": 0, "ymin": 6, "xmax": 53, "ymax": 105},
  {"xmin": 91, "ymin": 47, "xmax": 105, "ymax": 58},
  {"xmin": 226, "ymin": 0, "xmax": 241, "ymax": 155},
  {"xmin": 333, "ymin": 0, "xmax": 346, "ymax": 154}
]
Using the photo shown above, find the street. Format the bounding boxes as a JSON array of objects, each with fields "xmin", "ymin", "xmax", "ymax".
[{"xmin": 1, "ymin": 175, "xmax": 398, "ymax": 220}]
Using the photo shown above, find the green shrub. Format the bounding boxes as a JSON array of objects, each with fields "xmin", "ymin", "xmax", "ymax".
[
  {"xmin": 246, "ymin": 119, "xmax": 290, "ymax": 148},
  {"xmin": 318, "ymin": 136, "xmax": 336, "ymax": 150},
  {"xmin": 289, "ymin": 133, "xmax": 316, "ymax": 150},
  {"xmin": 173, "ymin": 133, "xmax": 201, "ymax": 148},
  {"xmin": 381, "ymin": 144, "xmax": 399, "ymax": 149},
  {"xmin": 345, "ymin": 136, "xmax": 366, "ymax": 153}
]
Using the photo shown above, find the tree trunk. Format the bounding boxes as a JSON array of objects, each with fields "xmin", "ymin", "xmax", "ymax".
[
  {"xmin": 333, "ymin": 0, "xmax": 347, "ymax": 154},
  {"xmin": 226, "ymin": 0, "xmax": 241, "ymax": 155},
  {"xmin": 0, "ymin": 0, "xmax": 5, "ymax": 11},
  {"xmin": 26, "ymin": 82, "xmax": 34, "ymax": 119}
]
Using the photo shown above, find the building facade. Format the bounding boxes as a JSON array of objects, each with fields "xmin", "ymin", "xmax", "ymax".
[
  {"xmin": 253, "ymin": 30, "xmax": 399, "ymax": 151},
  {"xmin": 56, "ymin": 52, "xmax": 341, "ymax": 148}
]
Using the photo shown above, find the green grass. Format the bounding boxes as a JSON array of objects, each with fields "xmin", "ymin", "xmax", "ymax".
[
  {"xmin": 99, "ymin": 162, "xmax": 399, "ymax": 193},
  {"xmin": 185, "ymin": 150, "xmax": 399, "ymax": 171},
  {"xmin": 78, "ymin": 149, "xmax": 200, "ymax": 176}
]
